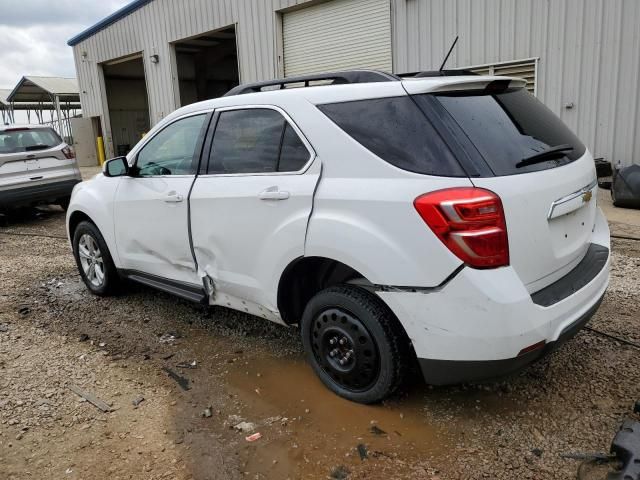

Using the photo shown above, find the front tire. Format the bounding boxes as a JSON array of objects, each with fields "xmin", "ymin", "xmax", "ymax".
[
  {"xmin": 72, "ymin": 221, "xmax": 120, "ymax": 296},
  {"xmin": 300, "ymin": 285, "xmax": 410, "ymax": 404}
]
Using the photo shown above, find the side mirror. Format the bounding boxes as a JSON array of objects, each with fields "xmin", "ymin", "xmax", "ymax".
[{"xmin": 103, "ymin": 156, "xmax": 129, "ymax": 177}]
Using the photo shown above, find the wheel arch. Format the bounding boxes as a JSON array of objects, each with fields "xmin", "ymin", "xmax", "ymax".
[
  {"xmin": 68, "ymin": 210, "xmax": 94, "ymax": 239},
  {"xmin": 277, "ymin": 256, "xmax": 371, "ymax": 325}
]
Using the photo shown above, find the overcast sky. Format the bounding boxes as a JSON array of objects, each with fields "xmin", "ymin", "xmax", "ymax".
[{"xmin": 0, "ymin": 0, "xmax": 130, "ymax": 88}]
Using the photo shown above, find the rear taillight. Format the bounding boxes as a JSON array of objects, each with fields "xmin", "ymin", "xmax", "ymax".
[
  {"xmin": 414, "ymin": 187, "xmax": 509, "ymax": 269},
  {"xmin": 62, "ymin": 146, "xmax": 75, "ymax": 159}
]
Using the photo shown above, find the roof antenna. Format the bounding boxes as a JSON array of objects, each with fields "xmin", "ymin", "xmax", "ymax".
[{"xmin": 439, "ymin": 35, "xmax": 459, "ymax": 71}]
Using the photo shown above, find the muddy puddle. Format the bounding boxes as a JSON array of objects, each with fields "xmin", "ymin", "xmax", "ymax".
[
  {"xmin": 225, "ymin": 355, "xmax": 451, "ymax": 478},
  {"xmin": 148, "ymin": 322, "xmax": 526, "ymax": 479}
]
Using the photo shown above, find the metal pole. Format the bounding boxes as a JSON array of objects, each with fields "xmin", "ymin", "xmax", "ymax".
[{"xmin": 54, "ymin": 95, "xmax": 64, "ymax": 139}]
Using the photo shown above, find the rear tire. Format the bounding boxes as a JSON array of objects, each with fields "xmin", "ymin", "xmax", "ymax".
[
  {"xmin": 72, "ymin": 221, "xmax": 120, "ymax": 296},
  {"xmin": 300, "ymin": 285, "xmax": 410, "ymax": 404},
  {"xmin": 57, "ymin": 197, "xmax": 71, "ymax": 211}
]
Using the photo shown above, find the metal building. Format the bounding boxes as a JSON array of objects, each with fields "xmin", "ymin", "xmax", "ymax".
[{"xmin": 69, "ymin": 0, "xmax": 640, "ymax": 167}]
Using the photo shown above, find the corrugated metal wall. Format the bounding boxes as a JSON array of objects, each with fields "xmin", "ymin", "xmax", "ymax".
[
  {"xmin": 73, "ymin": 0, "xmax": 640, "ymax": 166},
  {"xmin": 392, "ymin": 0, "xmax": 640, "ymax": 167},
  {"xmin": 282, "ymin": 0, "xmax": 392, "ymax": 76},
  {"xmin": 72, "ymin": 0, "xmax": 313, "ymax": 155}
]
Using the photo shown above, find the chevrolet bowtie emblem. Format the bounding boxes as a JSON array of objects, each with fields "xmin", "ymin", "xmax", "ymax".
[{"xmin": 582, "ymin": 190, "xmax": 593, "ymax": 203}]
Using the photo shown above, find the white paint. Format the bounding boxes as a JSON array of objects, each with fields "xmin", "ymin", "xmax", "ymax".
[
  {"xmin": 379, "ymin": 208, "xmax": 610, "ymax": 362},
  {"xmin": 67, "ymin": 77, "xmax": 610, "ymax": 371}
]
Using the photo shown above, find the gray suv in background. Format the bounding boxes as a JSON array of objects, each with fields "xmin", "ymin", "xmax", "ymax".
[{"xmin": 0, "ymin": 125, "xmax": 82, "ymax": 210}]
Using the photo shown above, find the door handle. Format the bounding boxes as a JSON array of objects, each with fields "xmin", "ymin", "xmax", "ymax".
[
  {"xmin": 258, "ymin": 188, "xmax": 290, "ymax": 201},
  {"xmin": 164, "ymin": 193, "xmax": 184, "ymax": 203}
]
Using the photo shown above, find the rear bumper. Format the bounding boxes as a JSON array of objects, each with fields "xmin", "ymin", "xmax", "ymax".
[
  {"xmin": 0, "ymin": 179, "xmax": 81, "ymax": 208},
  {"xmin": 417, "ymin": 294, "xmax": 603, "ymax": 384},
  {"xmin": 377, "ymin": 208, "xmax": 610, "ymax": 385}
]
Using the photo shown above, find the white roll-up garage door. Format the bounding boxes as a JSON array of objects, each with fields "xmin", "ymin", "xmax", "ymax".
[{"xmin": 282, "ymin": 0, "xmax": 392, "ymax": 77}]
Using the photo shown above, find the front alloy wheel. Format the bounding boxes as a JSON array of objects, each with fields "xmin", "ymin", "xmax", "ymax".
[
  {"xmin": 78, "ymin": 233, "xmax": 105, "ymax": 288},
  {"xmin": 72, "ymin": 220, "xmax": 120, "ymax": 296}
]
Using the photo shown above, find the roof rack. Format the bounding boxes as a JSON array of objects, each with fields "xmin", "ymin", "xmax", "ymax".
[{"xmin": 224, "ymin": 69, "xmax": 400, "ymax": 96}]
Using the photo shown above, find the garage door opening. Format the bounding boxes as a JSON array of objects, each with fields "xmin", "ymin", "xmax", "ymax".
[
  {"xmin": 103, "ymin": 55, "xmax": 150, "ymax": 156},
  {"xmin": 174, "ymin": 26, "xmax": 239, "ymax": 106}
]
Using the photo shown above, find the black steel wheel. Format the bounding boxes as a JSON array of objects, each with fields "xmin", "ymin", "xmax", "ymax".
[
  {"xmin": 301, "ymin": 285, "xmax": 410, "ymax": 404},
  {"xmin": 311, "ymin": 307, "xmax": 381, "ymax": 392}
]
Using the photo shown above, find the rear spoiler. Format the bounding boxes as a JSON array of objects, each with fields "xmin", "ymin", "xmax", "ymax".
[{"xmin": 402, "ymin": 76, "xmax": 527, "ymax": 95}]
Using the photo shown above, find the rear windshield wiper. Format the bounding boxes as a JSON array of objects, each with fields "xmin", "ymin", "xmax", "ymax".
[
  {"xmin": 24, "ymin": 144, "xmax": 52, "ymax": 152},
  {"xmin": 516, "ymin": 144, "xmax": 574, "ymax": 168}
]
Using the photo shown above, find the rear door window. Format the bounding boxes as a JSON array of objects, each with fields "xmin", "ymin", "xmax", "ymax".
[
  {"xmin": 317, "ymin": 96, "xmax": 465, "ymax": 177},
  {"xmin": 207, "ymin": 108, "xmax": 310, "ymax": 174},
  {"xmin": 278, "ymin": 124, "xmax": 309, "ymax": 172},
  {"xmin": 432, "ymin": 88, "xmax": 586, "ymax": 176}
]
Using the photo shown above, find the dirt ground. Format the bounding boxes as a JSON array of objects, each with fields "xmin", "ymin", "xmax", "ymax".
[{"xmin": 1, "ymin": 181, "xmax": 639, "ymax": 480}]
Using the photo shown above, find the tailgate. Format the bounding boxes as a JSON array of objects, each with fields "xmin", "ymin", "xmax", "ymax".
[{"xmin": 472, "ymin": 153, "xmax": 598, "ymax": 292}]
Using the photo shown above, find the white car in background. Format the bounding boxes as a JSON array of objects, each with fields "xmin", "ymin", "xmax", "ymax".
[
  {"xmin": 0, "ymin": 124, "xmax": 81, "ymax": 210},
  {"xmin": 66, "ymin": 70, "xmax": 610, "ymax": 404}
]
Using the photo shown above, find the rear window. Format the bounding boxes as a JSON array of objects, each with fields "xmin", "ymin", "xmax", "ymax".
[
  {"xmin": 317, "ymin": 97, "xmax": 466, "ymax": 177},
  {"xmin": 432, "ymin": 88, "xmax": 586, "ymax": 176},
  {"xmin": 0, "ymin": 128, "xmax": 62, "ymax": 154}
]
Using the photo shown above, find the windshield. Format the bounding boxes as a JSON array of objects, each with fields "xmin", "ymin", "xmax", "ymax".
[
  {"xmin": 432, "ymin": 88, "xmax": 586, "ymax": 176},
  {"xmin": 0, "ymin": 128, "xmax": 62, "ymax": 154}
]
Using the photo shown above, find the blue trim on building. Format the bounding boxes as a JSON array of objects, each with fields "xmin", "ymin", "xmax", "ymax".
[{"xmin": 67, "ymin": 0, "xmax": 154, "ymax": 46}]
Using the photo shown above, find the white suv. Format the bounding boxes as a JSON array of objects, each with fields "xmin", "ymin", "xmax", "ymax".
[
  {"xmin": 0, "ymin": 125, "xmax": 81, "ymax": 210},
  {"xmin": 66, "ymin": 70, "xmax": 610, "ymax": 403}
]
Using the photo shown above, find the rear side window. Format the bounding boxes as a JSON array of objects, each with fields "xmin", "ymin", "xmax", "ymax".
[
  {"xmin": 0, "ymin": 128, "xmax": 62, "ymax": 154},
  {"xmin": 279, "ymin": 124, "xmax": 309, "ymax": 172},
  {"xmin": 433, "ymin": 88, "xmax": 586, "ymax": 176},
  {"xmin": 317, "ymin": 96, "xmax": 465, "ymax": 177},
  {"xmin": 208, "ymin": 109, "xmax": 310, "ymax": 174}
]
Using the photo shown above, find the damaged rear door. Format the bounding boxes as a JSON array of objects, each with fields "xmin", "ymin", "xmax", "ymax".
[{"xmin": 189, "ymin": 105, "xmax": 318, "ymax": 317}]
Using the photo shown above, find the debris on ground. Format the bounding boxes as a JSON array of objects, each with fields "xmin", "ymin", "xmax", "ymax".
[
  {"xmin": 158, "ymin": 332, "xmax": 181, "ymax": 344},
  {"xmin": 330, "ymin": 465, "xmax": 350, "ymax": 479},
  {"xmin": 245, "ymin": 432, "xmax": 262, "ymax": 442},
  {"xmin": 634, "ymin": 401, "xmax": 640, "ymax": 414},
  {"xmin": 202, "ymin": 407, "xmax": 213, "ymax": 418},
  {"xmin": 176, "ymin": 360, "xmax": 197, "ymax": 369},
  {"xmin": 233, "ymin": 421, "xmax": 256, "ymax": 433},
  {"xmin": 0, "ymin": 323, "xmax": 9, "ymax": 332},
  {"xmin": 609, "ymin": 420, "xmax": 640, "ymax": 479},
  {"xmin": 611, "ymin": 164, "xmax": 640, "ymax": 209},
  {"xmin": 263, "ymin": 416, "xmax": 282, "ymax": 426},
  {"xmin": 68, "ymin": 384, "xmax": 112, "ymax": 413},
  {"xmin": 560, "ymin": 452, "xmax": 612, "ymax": 461},
  {"xmin": 78, "ymin": 333, "xmax": 89, "ymax": 342},
  {"xmin": 18, "ymin": 306, "xmax": 30, "ymax": 316},
  {"xmin": 357, "ymin": 443, "xmax": 368, "ymax": 460},
  {"xmin": 132, "ymin": 396, "xmax": 145, "ymax": 407},
  {"xmin": 369, "ymin": 425, "xmax": 387, "ymax": 436},
  {"xmin": 532, "ymin": 448, "xmax": 544, "ymax": 457},
  {"xmin": 161, "ymin": 367, "xmax": 190, "ymax": 391}
]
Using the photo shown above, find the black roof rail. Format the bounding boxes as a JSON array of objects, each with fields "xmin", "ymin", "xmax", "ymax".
[
  {"xmin": 398, "ymin": 69, "xmax": 479, "ymax": 78},
  {"xmin": 224, "ymin": 69, "xmax": 400, "ymax": 96}
]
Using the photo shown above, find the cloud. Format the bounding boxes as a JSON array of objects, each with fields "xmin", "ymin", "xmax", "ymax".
[{"xmin": 0, "ymin": 0, "xmax": 130, "ymax": 88}]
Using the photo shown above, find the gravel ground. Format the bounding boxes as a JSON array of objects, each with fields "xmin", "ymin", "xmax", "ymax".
[{"xmin": 1, "ymin": 206, "xmax": 639, "ymax": 480}]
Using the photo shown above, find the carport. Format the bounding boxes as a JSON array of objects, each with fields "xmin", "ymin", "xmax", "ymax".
[{"xmin": 6, "ymin": 77, "xmax": 81, "ymax": 142}]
